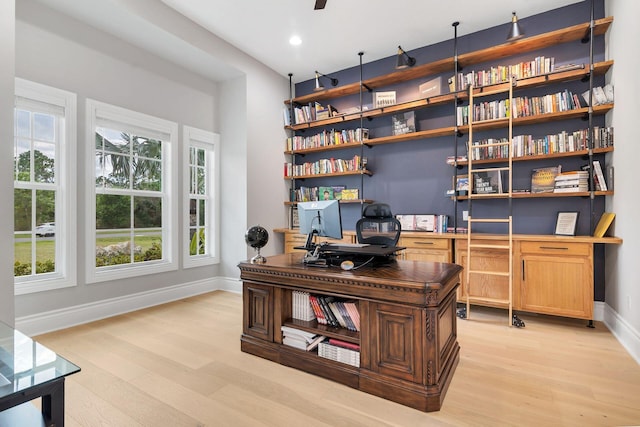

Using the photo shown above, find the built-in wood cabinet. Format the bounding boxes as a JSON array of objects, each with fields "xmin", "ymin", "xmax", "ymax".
[
  {"xmin": 517, "ymin": 241, "xmax": 593, "ymax": 319},
  {"xmin": 275, "ymin": 229, "xmax": 620, "ymax": 321}
]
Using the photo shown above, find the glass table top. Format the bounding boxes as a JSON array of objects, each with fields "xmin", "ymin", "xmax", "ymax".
[{"xmin": 0, "ymin": 321, "xmax": 80, "ymax": 400}]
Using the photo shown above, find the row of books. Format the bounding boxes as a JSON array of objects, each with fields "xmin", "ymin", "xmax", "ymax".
[
  {"xmin": 284, "ymin": 102, "xmax": 339, "ymax": 125},
  {"xmin": 531, "ymin": 161, "xmax": 608, "ymax": 193},
  {"xmin": 292, "ymin": 290, "xmax": 315, "ymax": 321},
  {"xmin": 581, "ymin": 85, "xmax": 614, "ymax": 106},
  {"xmin": 456, "ymin": 89, "xmax": 585, "ymax": 125},
  {"xmin": 285, "ymin": 128, "xmax": 369, "ymax": 151},
  {"xmin": 467, "ymin": 126, "xmax": 615, "ymax": 161},
  {"xmin": 318, "ymin": 339, "xmax": 360, "ymax": 367},
  {"xmin": 449, "ymin": 55, "xmax": 560, "ymax": 91},
  {"xmin": 292, "ymin": 185, "xmax": 349, "ymax": 202},
  {"xmin": 284, "ymin": 154, "xmax": 364, "ymax": 177},
  {"xmin": 395, "ymin": 214, "xmax": 449, "ymax": 233},
  {"xmin": 309, "ymin": 295, "xmax": 360, "ymax": 331}
]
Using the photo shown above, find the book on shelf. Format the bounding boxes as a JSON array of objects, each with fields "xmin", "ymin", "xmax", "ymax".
[
  {"xmin": 391, "ymin": 111, "xmax": 416, "ymax": 136},
  {"xmin": 593, "ymin": 212, "xmax": 615, "ymax": 238},
  {"xmin": 581, "ymin": 85, "xmax": 612, "ymax": 106},
  {"xmin": 473, "ymin": 170, "xmax": 504, "ymax": 194},
  {"xmin": 592, "ymin": 160, "xmax": 608, "ymax": 191},
  {"xmin": 318, "ymin": 341, "xmax": 360, "ymax": 367},
  {"xmin": 328, "ymin": 338, "xmax": 360, "ymax": 352},
  {"xmin": 531, "ymin": 165, "xmax": 561, "ymax": 193},
  {"xmin": 553, "ymin": 170, "xmax": 588, "ymax": 193},
  {"xmin": 396, "ymin": 214, "xmax": 416, "ymax": 231},
  {"xmin": 281, "ymin": 326, "xmax": 326, "ymax": 352},
  {"xmin": 318, "ymin": 186, "xmax": 334, "ymax": 201},
  {"xmin": 340, "ymin": 188, "xmax": 359, "ymax": 200},
  {"xmin": 292, "ymin": 290, "xmax": 316, "ymax": 322},
  {"xmin": 373, "ymin": 91, "xmax": 396, "ymax": 108},
  {"xmin": 331, "ymin": 185, "xmax": 346, "ymax": 200}
]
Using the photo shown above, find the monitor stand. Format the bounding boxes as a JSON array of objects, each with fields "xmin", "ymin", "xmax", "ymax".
[{"xmin": 302, "ymin": 231, "xmax": 328, "ymax": 267}]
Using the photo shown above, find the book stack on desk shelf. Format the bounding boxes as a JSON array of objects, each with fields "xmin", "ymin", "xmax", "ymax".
[
  {"xmin": 308, "ymin": 295, "xmax": 360, "ymax": 331},
  {"xmin": 318, "ymin": 338, "xmax": 360, "ymax": 367},
  {"xmin": 281, "ymin": 325, "xmax": 326, "ymax": 352},
  {"xmin": 554, "ymin": 170, "xmax": 588, "ymax": 193}
]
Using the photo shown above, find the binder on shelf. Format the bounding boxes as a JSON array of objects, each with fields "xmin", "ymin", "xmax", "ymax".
[{"xmin": 593, "ymin": 212, "xmax": 615, "ymax": 238}]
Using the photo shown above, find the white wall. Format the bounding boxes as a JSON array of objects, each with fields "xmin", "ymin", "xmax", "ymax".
[
  {"xmin": 0, "ymin": 0, "xmax": 15, "ymax": 326},
  {"xmin": 604, "ymin": 0, "xmax": 640, "ymax": 363},
  {"xmin": 13, "ymin": 0, "xmax": 288, "ymax": 329}
]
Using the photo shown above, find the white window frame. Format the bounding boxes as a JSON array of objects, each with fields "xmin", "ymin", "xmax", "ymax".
[
  {"xmin": 182, "ymin": 126, "xmax": 220, "ymax": 268},
  {"xmin": 85, "ymin": 99, "xmax": 178, "ymax": 284},
  {"xmin": 14, "ymin": 78, "xmax": 77, "ymax": 295}
]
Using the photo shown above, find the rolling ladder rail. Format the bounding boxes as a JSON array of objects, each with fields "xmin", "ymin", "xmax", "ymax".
[{"xmin": 464, "ymin": 76, "xmax": 523, "ymax": 327}]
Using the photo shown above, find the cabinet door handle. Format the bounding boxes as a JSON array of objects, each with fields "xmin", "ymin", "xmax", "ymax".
[
  {"xmin": 415, "ymin": 241, "xmax": 434, "ymax": 245},
  {"xmin": 538, "ymin": 246, "xmax": 569, "ymax": 250},
  {"xmin": 522, "ymin": 260, "xmax": 525, "ymax": 281}
]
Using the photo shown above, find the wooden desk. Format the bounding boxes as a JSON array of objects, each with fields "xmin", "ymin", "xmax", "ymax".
[{"xmin": 238, "ymin": 253, "xmax": 463, "ymax": 412}]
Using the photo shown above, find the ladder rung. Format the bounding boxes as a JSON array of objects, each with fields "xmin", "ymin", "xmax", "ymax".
[
  {"xmin": 468, "ymin": 244, "xmax": 511, "ymax": 250},
  {"xmin": 471, "ymin": 141, "xmax": 510, "ymax": 148},
  {"xmin": 468, "ymin": 218, "xmax": 511, "ymax": 223},
  {"xmin": 468, "ymin": 193, "xmax": 511, "ymax": 198},
  {"xmin": 469, "ymin": 166, "xmax": 510, "ymax": 173},
  {"xmin": 471, "ymin": 84, "xmax": 513, "ymax": 98},
  {"xmin": 466, "ymin": 296, "xmax": 511, "ymax": 305},
  {"xmin": 468, "ymin": 269, "xmax": 510, "ymax": 276}
]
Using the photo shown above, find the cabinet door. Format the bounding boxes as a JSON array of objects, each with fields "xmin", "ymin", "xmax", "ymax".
[
  {"xmin": 368, "ymin": 302, "xmax": 422, "ymax": 383},
  {"xmin": 519, "ymin": 243, "xmax": 593, "ymax": 319},
  {"xmin": 243, "ymin": 282, "xmax": 274, "ymax": 341}
]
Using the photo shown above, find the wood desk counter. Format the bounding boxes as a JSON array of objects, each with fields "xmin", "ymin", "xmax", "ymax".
[{"xmin": 239, "ymin": 253, "xmax": 463, "ymax": 412}]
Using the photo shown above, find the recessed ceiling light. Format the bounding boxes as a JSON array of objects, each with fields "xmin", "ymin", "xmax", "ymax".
[{"xmin": 289, "ymin": 35, "xmax": 302, "ymax": 46}]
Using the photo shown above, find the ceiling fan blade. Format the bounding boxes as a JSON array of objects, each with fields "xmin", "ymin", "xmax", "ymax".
[{"xmin": 314, "ymin": 0, "xmax": 327, "ymax": 10}]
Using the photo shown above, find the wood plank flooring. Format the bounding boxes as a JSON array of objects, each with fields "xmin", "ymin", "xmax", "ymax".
[{"xmin": 33, "ymin": 291, "xmax": 640, "ymax": 427}]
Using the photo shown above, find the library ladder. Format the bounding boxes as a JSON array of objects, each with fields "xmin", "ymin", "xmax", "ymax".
[{"xmin": 463, "ymin": 76, "xmax": 522, "ymax": 327}]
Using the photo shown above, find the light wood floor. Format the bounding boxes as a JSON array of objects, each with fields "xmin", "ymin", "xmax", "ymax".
[{"xmin": 34, "ymin": 291, "xmax": 640, "ymax": 427}]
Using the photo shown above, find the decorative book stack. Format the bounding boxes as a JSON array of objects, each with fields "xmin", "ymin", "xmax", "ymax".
[
  {"xmin": 554, "ymin": 170, "xmax": 589, "ymax": 193},
  {"xmin": 318, "ymin": 339, "xmax": 360, "ymax": 367},
  {"xmin": 281, "ymin": 325, "xmax": 325, "ymax": 352}
]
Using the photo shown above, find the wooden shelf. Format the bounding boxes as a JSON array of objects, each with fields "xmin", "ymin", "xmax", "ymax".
[
  {"xmin": 456, "ymin": 191, "xmax": 613, "ymax": 200},
  {"xmin": 456, "ymin": 147, "xmax": 613, "ymax": 166},
  {"xmin": 284, "ymin": 169, "xmax": 372, "ymax": 180},
  {"xmin": 458, "ymin": 104, "xmax": 613, "ymax": 133},
  {"xmin": 285, "ymin": 141, "xmax": 364, "ymax": 155},
  {"xmin": 286, "ymin": 103, "xmax": 612, "ymax": 156},
  {"xmin": 284, "ymin": 318, "xmax": 360, "ymax": 344},
  {"xmin": 284, "ymin": 199, "xmax": 373, "ymax": 206},
  {"xmin": 285, "ymin": 17, "xmax": 612, "ymax": 106}
]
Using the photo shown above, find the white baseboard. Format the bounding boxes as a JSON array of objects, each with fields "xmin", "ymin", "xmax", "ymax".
[
  {"xmin": 603, "ymin": 303, "xmax": 640, "ymax": 365},
  {"xmin": 16, "ymin": 276, "xmax": 242, "ymax": 336}
]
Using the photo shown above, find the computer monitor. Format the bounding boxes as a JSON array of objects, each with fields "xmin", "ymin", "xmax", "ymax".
[{"xmin": 297, "ymin": 200, "xmax": 343, "ymax": 249}]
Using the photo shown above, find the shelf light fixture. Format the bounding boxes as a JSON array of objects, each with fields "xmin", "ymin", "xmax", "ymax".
[
  {"xmin": 395, "ymin": 46, "xmax": 416, "ymax": 69},
  {"xmin": 313, "ymin": 71, "xmax": 339, "ymax": 91},
  {"xmin": 507, "ymin": 11, "xmax": 524, "ymax": 41}
]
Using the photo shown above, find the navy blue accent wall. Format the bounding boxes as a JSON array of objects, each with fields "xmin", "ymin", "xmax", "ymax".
[{"xmin": 291, "ymin": 0, "xmax": 608, "ymax": 300}]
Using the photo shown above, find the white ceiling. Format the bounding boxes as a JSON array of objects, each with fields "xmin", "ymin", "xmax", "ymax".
[{"xmin": 34, "ymin": 0, "xmax": 583, "ymax": 83}]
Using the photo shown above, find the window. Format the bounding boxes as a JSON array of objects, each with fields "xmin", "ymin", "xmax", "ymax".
[
  {"xmin": 14, "ymin": 78, "xmax": 77, "ymax": 294},
  {"xmin": 183, "ymin": 126, "xmax": 220, "ymax": 268},
  {"xmin": 86, "ymin": 99, "xmax": 178, "ymax": 283}
]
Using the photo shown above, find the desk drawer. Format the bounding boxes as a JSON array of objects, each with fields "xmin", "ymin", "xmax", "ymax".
[
  {"xmin": 399, "ymin": 236, "xmax": 450, "ymax": 250},
  {"xmin": 520, "ymin": 241, "xmax": 590, "ymax": 256}
]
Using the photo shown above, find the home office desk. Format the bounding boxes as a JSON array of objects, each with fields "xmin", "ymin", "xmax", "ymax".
[
  {"xmin": 0, "ymin": 321, "xmax": 80, "ymax": 427},
  {"xmin": 239, "ymin": 253, "xmax": 462, "ymax": 412}
]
